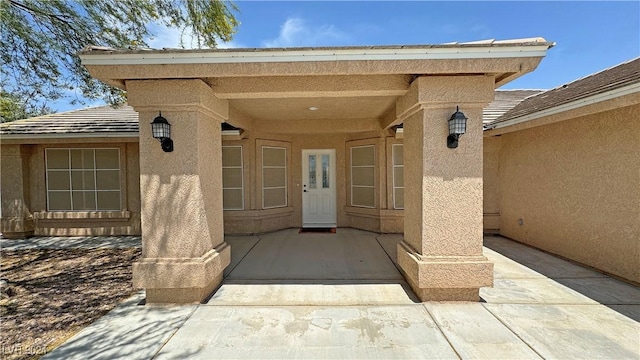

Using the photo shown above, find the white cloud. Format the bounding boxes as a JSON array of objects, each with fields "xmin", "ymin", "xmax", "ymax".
[
  {"xmin": 146, "ymin": 23, "xmax": 244, "ymax": 49},
  {"xmin": 146, "ymin": 25, "xmax": 184, "ymax": 48},
  {"xmin": 262, "ymin": 17, "xmax": 350, "ymax": 47},
  {"xmin": 217, "ymin": 40, "xmax": 245, "ymax": 49}
]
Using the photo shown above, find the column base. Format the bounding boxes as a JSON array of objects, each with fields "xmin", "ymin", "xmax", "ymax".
[
  {"xmin": 397, "ymin": 240, "xmax": 493, "ymax": 302},
  {"xmin": 1, "ymin": 217, "xmax": 35, "ymax": 239},
  {"xmin": 411, "ymin": 287, "xmax": 480, "ymax": 302},
  {"xmin": 133, "ymin": 242, "xmax": 230, "ymax": 304},
  {"xmin": 146, "ymin": 274, "xmax": 222, "ymax": 304}
]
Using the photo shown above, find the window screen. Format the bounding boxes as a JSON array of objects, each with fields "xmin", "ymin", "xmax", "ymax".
[
  {"xmin": 351, "ymin": 145, "xmax": 375, "ymax": 208},
  {"xmin": 222, "ymin": 146, "xmax": 244, "ymax": 210},
  {"xmin": 262, "ymin": 146, "xmax": 287, "ymax": 208},
  {"xmin": 392, "ymin": 144, "xmax": 404, "ymax": 209},
  {"xmin": 46, "ymin": 149, "xmax": 121, "ymax": 211}
]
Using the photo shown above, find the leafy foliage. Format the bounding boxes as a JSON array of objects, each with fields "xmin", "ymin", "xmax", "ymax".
[
  {"xmin": 1, "ymin": 91, "xmax": 52, "ymax": 123},
  {"xmin": 0, "ymin": 0, "xmax": 238, "ymax": 120}
]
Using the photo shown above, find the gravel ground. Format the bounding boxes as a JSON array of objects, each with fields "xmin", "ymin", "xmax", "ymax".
[{"xmin": 0, "ymin": 248, "xmax": 140, "ymax": 360}]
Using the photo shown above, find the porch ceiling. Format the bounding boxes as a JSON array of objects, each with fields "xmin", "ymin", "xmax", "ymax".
[
  {"xmin": 229, "ymin": 96, "xmax": 398, "ymax": 122},
  {"xmin": 206, "ymin": 74, "xmax": 406, "ymax": 123}
]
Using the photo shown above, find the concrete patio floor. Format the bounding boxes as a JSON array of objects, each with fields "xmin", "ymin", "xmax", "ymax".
[{"xmin": 38, "ymin": 228, "xmax": 639, "ymax": 359}]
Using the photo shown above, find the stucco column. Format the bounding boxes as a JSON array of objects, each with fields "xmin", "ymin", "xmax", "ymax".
[
  {"xmin": 0, "ymin": 145, "xmax": 34, "ymax": 238},
  {"xmin": 127, "ymin": 79, "xmax": 230, "ymax": 303},
  {"xmin": 396, "ymin": 76, "xmax": 494, "ymax": 301}
]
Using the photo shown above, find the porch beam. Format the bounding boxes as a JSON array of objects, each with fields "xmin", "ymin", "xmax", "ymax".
[
  {"xmin": 227, "ymin": 106, "xmax": 255, "ymax": 130},
  {"xmin": 84, "ymin": 57, "xmax": 545, "ymax": 89},
  {"xmin": 209, "ymin": 75, "xmax": 410, "ymax": 99},
  {"xmin": 494, "ymin": 72, "xmax": 519, "ymax": 88},
  {"xmin": 379, "ymin": 105, "xmax": 400, "ymax": 130}
]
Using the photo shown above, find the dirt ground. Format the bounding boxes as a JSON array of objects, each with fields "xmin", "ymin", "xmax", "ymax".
[{"xmin": 0, "ymin": 248, "xmax": 140, "ymax": 360}]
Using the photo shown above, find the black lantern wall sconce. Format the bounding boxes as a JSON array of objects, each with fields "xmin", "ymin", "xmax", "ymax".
[
  {"xmin": 151, "ymin": 112, "xmax": 173, "ymax": 152},
  {"xmin": 447, "ymin": 106, "xmax": 468, "ymax": 149}
]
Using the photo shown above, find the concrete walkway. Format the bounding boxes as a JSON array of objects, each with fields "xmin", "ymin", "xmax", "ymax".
[
  {"xmin": 0, "ymin": 235, "xmax": 141, "ymax": 249},
  {"xmin": 35, "ymin": 229, "xmax": 638, "ymax": 359}
]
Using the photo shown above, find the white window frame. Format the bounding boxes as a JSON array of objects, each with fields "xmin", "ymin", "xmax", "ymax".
[
  {"xmin": 222, "ymin": 145, "xmax": 244, "ymax": 210},
  {"xmin": 392, "ymin": 144, "xmax": 404, "ymax": 210},
  {"xmin": 262, "ymin": 146, "xmax": 288, "ymax": 209},
  {"xmin": 45, "ymin": 148, "xmax": 121, "ymax": 211},
  {"xmin": 350, "ymin": 144, "xmax": 376, "ymax": 208}
]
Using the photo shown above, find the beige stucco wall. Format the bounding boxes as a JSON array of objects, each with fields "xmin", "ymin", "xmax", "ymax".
[
  {"xmin": 0, "ymin": 140, "xmax": 141, "ymax": 237},
  {"xmin": 483, "ymin": 136, "xmax": 501, "ymax": 233},
  {"xmin": 495, "ymin": 104, "xmax": 640, "ymax": 283},
  {"xmin": 0, "ymin": 144, "xmax": 34, "ymax": 238}
]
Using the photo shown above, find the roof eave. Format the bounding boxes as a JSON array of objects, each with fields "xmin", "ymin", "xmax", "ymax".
[
  {"xmin": 0, "ymin": 132, "xmax": 139, "ymax": 140},
  {"xmin": 486, "ymin": 82, "xmax": 640, "ymax": 132},
  {"xmin": 79, "ymin": 44, "xmax": 553, "ymax": 66}
]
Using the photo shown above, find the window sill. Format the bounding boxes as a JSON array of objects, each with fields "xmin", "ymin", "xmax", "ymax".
[{"xmin": 34, "ymin": 211, "xmax": 131, "ymax": 220}]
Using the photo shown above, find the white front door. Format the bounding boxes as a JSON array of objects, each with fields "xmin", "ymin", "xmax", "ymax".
[{"xmin": 302, "ymin": 149, "xmax": 336, "ymax": 228}]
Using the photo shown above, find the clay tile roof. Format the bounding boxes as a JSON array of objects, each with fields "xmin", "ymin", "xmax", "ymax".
[
  {"xmin": 490, "ymin": 57, "xmax": 640, "ymax": 125},
  {"xmin": 0, "ymin": 105, "xmax": 139, "ymax": 136},
  {"xmin": 483, "ymin": 90, "xmax": 544, "ymax": 126}
]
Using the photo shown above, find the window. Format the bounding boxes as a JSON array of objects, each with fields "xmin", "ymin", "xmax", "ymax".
[
  {"xmin": 308, "ymin": 153, "xmax": 330, "ymax": 189},
  {"xmin": 392, "ymin": 144, "xmax": 404, "ymax": 209},
  {"xmin": 351, "ymin": 145, "xmax": 375, "ymax": 208},
  {"xmin": 46, "ymin": 149, "xmax": 121, "ymax": 211},
  {"xmin": 222, "ymin": 146, "xmax": 244, "ymax": 210},
  {"xmin": 262, "ymin": 146, "xmax": 287, "ymax": 209}
]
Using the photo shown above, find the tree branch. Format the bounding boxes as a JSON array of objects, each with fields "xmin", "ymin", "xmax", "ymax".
[{"xmin": 9, "ymin": 0, "xmax": 73, "ymax": 26}]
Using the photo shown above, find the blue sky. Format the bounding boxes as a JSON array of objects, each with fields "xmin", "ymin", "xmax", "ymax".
[{"xmin": 59, "ymin": 1, "xmax": 639, "ymax": 112}]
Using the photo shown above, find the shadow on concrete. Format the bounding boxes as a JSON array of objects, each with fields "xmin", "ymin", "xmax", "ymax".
[
  {"xmin": 214, "ymin": 228, "xmax": 420, "ymax": 305},
  {"xmin": 484, "ymin": 235, "xmax": 640, "ymax": 322},
  {"xmin": 42, "ymin": 293, "xmax": 200, "ymax": 360}
]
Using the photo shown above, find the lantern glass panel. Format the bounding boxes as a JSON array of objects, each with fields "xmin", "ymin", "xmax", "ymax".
[
  {"xmin": 151, "ymin": 119, "xmax": 171, "ymax": 139},
  {"xmin": 449, "ymin": 112, "xmax": 467, "ymax": 136},
  {"xmin": 454, "ymin": 118, "xmax": 466, "ymax": 134},
  {"xmin": 152, "ymin": 124, "xmax": 161, "ymax": 138},
  {"xmin": 161, "ymin": 122, "xmax": 170, "ymax": 138}
]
